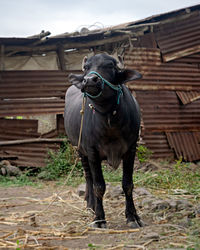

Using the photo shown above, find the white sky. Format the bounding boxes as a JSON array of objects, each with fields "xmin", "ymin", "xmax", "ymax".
[{"xmin": 1, "ymin": 0, "xmax": 200, "ymax": 37}]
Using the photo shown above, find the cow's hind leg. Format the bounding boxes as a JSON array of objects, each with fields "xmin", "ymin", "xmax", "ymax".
[
  {"xmin": 122, "ymin": 147, "xmax": 143, "ymax": 228},
  {"xmin": 80, "ymin": 154, "xmax": 95, "ymax": 212}
]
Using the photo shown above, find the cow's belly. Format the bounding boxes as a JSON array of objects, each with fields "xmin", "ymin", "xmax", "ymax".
[{"xmin": 98, "ymin": 139, "xmax": 128, "ymax": 169}]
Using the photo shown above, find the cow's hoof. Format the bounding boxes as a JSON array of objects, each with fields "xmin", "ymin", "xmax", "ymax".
[
  {"xmin": 127, "ymin": 220, "xmax": 144, "ymax": 228},
  {"xmin": 90, "ymin": 220, "xmax": 107, "ymax": 228}
]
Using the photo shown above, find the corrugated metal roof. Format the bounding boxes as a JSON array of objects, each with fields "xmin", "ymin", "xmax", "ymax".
[
  {"xmin": 155, "ymin": 12, "xmax": 200, "ymax": 61},
  {"xmin": 176, "ymin": 91, "xmax": 200, "ymax": 105},
  {"xmin": 166, "ymin": 132, "xmax": 200, "ymax": 161}
]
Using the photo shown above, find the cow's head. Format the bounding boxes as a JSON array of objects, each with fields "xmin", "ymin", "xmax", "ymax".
[{"xmin": 69, "ymin": 54, "xmax": 141, "ymax": 100}]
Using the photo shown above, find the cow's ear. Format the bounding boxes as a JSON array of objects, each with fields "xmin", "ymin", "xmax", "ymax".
[
  {"xmin": 68, "ymin": 73, "xmax": 84, "ymax": 89},
  {"xmin": 117, "ymin": 69, "xmax": 142, "ymax": 84}
]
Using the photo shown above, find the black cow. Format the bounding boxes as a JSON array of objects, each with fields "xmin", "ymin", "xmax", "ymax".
[{"xmin": 64, "ymin": 53, "xmax": 143, "ymax": 228}]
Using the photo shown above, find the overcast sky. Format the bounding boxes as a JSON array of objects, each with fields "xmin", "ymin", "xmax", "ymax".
[{"xmin": 1, "ymin": 0, "xmax": 199, "ymax": 37}]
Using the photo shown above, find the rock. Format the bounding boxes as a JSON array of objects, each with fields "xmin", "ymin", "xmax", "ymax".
[
  {"xmin": 77, "ymin": 183, "xmax": 86, "ymax": 197},
  {"xmin": 0, "ymin": 160, "xmax": 21, "ymax": 176},
  {"xmin": 151, "ymin": 200, "xmax": 170, "ymax": 211},
  {"xmin": 143, "ymin": 232, "xmax": 159, "ymax": 241},
  {"xmin": 134, "ymin": 187, "xmax": 151, "ymax": 196},
  {"xmin": 105, "ymin": 185, "xmax": 124, "ymax": 199},
  {"xmin": 176, "ymin": 200, "xmax": 193, "ymax": 211},
  {"xmin": 178, "ymin": 217, "xmax": 192, "ymax": 228},
  {"xmin": 141, "ymin": 197, "xmax": 155, "ymax": 209},
  {"xmin": 195, "ymin": 205, "xmax": 200, "ymax": 218},
  {"xmin": 137, "ymin": 161, "xmax": 159, "ymax": 172},
  {"xmin": 168, "ymin": 199, "xmax": 178, "ymax": 211}
]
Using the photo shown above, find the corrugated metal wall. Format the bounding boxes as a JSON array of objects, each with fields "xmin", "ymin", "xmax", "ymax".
[
  {"xmin": 0, "ymin": 70, "xmax": 69, "ymax": 117},
  {"xmin": 0, "ymin": 118, "xmax": 63, "ymax": 167},
  {"xmin": 0, "ymin": 70, "xmax": 70, "ymax": 167},
  {"xmin": 125, "ymin": 39, "xmax": 200, "ymax": 161},
  {"xmin": 154, "ymin": 12, "xmax": 200, "ymax": 62}
]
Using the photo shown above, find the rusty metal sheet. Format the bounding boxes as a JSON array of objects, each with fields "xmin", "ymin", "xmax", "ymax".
[
  {"xmin": 0, "ymin": 70, "xmax": 68, "ymax": 99},
  {"xmin": 0, "ymin": 117, "xmax": 63, "ymax": 167},
  {"xmin": 0, "ymin": 118, "xmax": 39, "ymax": 140},
  {"xmin": 0, "ymin": 98, "xmax": 65, "ymax": 117},
  {"xmin": 0, "ymin": 118, "xmax": 38, "ymax": 132},
  {"xmin": 0, "ymin": 70, "xmax": 70, "ymax": 117},
  {"xmin": 154, "ymin": 13, "xmax": 200, "ymax": 61},
  {"xmin": 142, "ymin": 131, "xmax": 174, "ymax": 159},
  {"xmin": 166, "ymin": 131, "xmax": 200, "ymax": 161},
  {"xmin": 125, "ymin": 48, "xmax": 200, "ymax": 91},
  {"xmin": 135, "ymin": 90, "xmax": 200, "ymax": 132},
  {"xmin": 0, "ymin": 142, "xmax": 61, "ymax": 167},
  {"xmin": 176, "ymin": 91, "xmax": 200, "ymax": 105}
]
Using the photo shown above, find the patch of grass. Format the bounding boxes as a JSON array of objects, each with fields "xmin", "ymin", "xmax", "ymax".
[
  {"xmin": 38, "ymin": 141, "xmax": 83, "ymax": 181},
  {"xmin": 137, "ymin": 145, "xmax": 152, "ymax": 163},
  {"xmin": 0, "ymin": 174, "xmax": 39, "ymax": 187},
  {"xmin": 133, "ymin": 160, "xmax": 200, "ymax": 196},
  {"xmin": 102, "ymin": 165, "xmax": 122, "ymax": 183},
  {"xmin": 187, "ymin": 218, "xmax": 200, "ymax": 249}
]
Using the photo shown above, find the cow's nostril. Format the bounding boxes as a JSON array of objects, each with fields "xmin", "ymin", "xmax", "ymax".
[{"xmin": 91, "ymin": 75, "xmax": 98, "ymax": 83}]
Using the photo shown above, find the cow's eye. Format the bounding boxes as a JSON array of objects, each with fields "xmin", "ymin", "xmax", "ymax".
[{"xmin": 84, "ymin": 65, "xmax": 88, "ymax": 71}]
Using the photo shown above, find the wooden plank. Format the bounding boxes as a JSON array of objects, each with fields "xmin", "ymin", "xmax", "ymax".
[
  {"xmin": 0, "ymin": 138, "xmax": 67, "ymax": 146},
  {"xmin": 163, "ymin": 44, "xmax": 200, "ymax": 62}
]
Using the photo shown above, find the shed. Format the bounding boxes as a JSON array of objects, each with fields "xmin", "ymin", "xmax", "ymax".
[{"xmin": 0, "ymin": 4, "xmax": 200, "ymax": 167}]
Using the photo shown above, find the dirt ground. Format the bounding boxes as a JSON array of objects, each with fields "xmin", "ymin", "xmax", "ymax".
[{"xmin": 0, "ymin": 181, "xmax": 199, "ymax": 249}]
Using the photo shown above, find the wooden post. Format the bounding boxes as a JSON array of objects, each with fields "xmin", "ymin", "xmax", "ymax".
[
  {"xmin": 57, "ymin": 44, "xmax": 66, "ymax": 71},
  {"xmin": 1, "ymin": 44, "xmax": 5, "ymax": 71}
]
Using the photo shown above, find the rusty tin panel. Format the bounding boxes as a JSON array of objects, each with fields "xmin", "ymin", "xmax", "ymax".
[
  {"xmin": 166, "ymin": 131, "xmax": 200, "ymax": 161},
  {"xmin": 0, "ymin": 117, "xmax": 64, "ymax": 167},
  {"xmin": 176, "ymin": 91, "xmax": 200, "ymax": 105},
  {"xmin": 135, "ymin": 90, "xmax": 200, "ymax": 132},
  {"xmin": 125, "ymin": 48, "xmax": 200, "ymax": 91},
  {"xmin": 0, "ymin": 70, "xmax": 69, "ymax": 117},
  {"xmin": 0, "ymin": 118, "xmax": 40, "ymax": 140},
  {"xmin": 142, "ymin": 131, "xmax": 174, "ymax": 159},
  {"xmin": 0, "ymin": 70, "xmax": 68, "ymax": 99},
  {"xmin": 154, "ymin": 12, "xmax": 200, "ymax": 61},
  {"xmin": 0, "ymin": 98, "xmax": 65, "ymax": 117},
  {"xmin": 0, "ymin": 142, "xmax": 61, "ymax": 167}
]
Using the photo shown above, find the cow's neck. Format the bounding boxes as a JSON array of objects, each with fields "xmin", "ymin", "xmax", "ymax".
[
  {"xmin": 87, "ymin": 92, "xmax": 120, "ymax": 116},
  {"xmin": 87, "ymin": 95, "xmax": 122, "ymax": 128}
]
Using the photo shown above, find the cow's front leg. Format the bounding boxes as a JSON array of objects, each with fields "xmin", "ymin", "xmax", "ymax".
[
  {"xmin": 89, "ymin": 152, "xmax": 106, "ymax": 228},
  {"xmin": 80, "ymin": 154, "xmax": 95, "ymax": 211},
  {"xmin": 122, "ymin": 147, "xmax": 143, "ymax": 228}
]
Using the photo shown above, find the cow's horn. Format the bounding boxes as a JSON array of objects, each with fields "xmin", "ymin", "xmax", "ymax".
[
  {"xmin": 117, "ymin": 55, "xmax": 124, "ymax": 69},
  {"xmin": 82, "ymin": 56, "xmax": 88, "ymax": 71}
]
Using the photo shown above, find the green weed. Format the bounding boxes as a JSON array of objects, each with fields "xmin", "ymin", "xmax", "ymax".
[
  {"xmin": 38, "ymin": 142, "xmax": 83, "ymax": 180},
  {"xmin": 136, "ymin": 145, "xmax": 152, "ymax": 163},
  {"xmin": 133, "ymin": 161, "xmax": 200, "ymax": 196},
  {"xmin": 0, "ymin": 174, "xmax": 37, "ymax": 187}
]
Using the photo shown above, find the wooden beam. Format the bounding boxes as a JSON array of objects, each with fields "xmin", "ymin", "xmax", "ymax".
[
  {"xmin": 5, "ymin": 34, "xmax": 130, "ymax": 54},
  {"xmin": 57, "ymin": 44, "xmax": 66, "ymax": 71},
  {"xmin": 1, "ymin": 44, "xmax": 5, "ymax": 70},
  {"xmin": 163, "ymin": 44, "xmax": 200, "ymax": 62},
  {"xmin": 0, "ymin": 138, "xmax": 68, "ymax": 146}
]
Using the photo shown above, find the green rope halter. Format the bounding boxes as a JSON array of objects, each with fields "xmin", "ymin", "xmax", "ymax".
[{"xmin": 84, "ymin": 71, "xmax": 123, "ymax": 105}]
